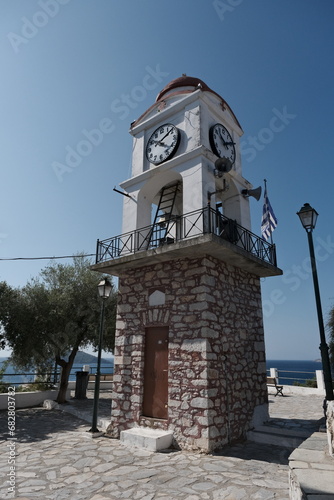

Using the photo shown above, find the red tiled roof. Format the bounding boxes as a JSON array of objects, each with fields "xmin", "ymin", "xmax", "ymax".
[{"xmin": 156, "ymin": 75, "xmax": 215, "ymax": 101}]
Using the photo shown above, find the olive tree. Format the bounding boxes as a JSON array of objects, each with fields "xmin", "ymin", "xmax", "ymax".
[{"xmin": 0, "ymin": 256, "xmax": 116, "ymax": 403}]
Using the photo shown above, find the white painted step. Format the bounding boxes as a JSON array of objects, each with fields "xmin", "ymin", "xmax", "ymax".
[{"xmin": 120, "ymin": 427, "xmax": 173, "ymax": 452}]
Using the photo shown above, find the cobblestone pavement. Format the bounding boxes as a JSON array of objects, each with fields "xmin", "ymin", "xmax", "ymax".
[
  {"xmin": 266, "ymin": 390, "xmax": 326, "ymax": 434},
  {"xmin": 0, "ymin": 393, "xmax": 325, "ymax": 500}
]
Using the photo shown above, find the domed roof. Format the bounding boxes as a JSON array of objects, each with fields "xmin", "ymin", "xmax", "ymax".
[
  {"xmin": 156, "ymin": 75, "xmax": 216, "ymax": 101},
  {"xmin": 130, "ymin": 74, "xmax": 242, "ymax": 131}
]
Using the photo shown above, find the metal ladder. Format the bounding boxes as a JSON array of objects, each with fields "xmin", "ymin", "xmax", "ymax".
[{"xmin": 148, "ymin": 182, "xmax": 180, "ymax": 248}]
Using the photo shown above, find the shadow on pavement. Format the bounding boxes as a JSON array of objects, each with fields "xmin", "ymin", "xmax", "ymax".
[
  {"xmin": 0, "ymin": 407, "xmax": 88, "ymax": 443},
  {"xmin": 267, "ymin": 416, "xmax": 324, "ymax": 432},
  {"xmin": 214, "ymin": 440, "xmax": 291, "ymax": 465}
]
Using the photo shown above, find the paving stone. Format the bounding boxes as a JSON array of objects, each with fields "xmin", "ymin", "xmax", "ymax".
[
  {"xmin": 293, "ymin": 469, "xmax": 334, "ymax": 495},
  {"xmin": 298, "ymin": 433, "xmax": 328, "ymax": 451},
  {"xmin": 308, "ymin": 496, "xmax": 334, "ymax": 500},
  {"xmin": 311, "ymin": 462, "xmax": 334, "ymax": 470},
  {"xmin": 289, "ymin": 448, "xmax": 325, "ymax": 463},
  {"xmin": 92, "ymin": 462, "xmax": 118, "ymax": 473},
  {"xmin": 212, "ymin": 485, "xmax": 248, "ymax": 499},
  {"xmin": 0, "ymin": 392, "xmax": 326, "ymax": 499},
  {"xmin": 252, "ymin": 478, "xmax": 288, "ymax": 489}
]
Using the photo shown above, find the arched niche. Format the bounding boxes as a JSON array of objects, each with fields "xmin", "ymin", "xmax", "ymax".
[
  {"xmin": 136, "ymin": 171, "xmax": 183, "ymax": 230},
  {"xmin": 208, "ymin": 174, "xmax": 251, "ymax": 230}
]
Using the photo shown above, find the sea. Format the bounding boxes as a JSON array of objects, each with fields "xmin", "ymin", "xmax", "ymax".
[
  {"xmin": 0, "ymin": 357, "xmax": 323, "ymax": 386},
  {"xmin": 0, "ymin": 356, "xmax": 114, "ymax": 386},
  {"xmin": 266, "ymin": 359, "xmax": 323, "ymax": 385}
]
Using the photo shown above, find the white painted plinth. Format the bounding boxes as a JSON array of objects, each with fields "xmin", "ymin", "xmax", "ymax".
[{"xmin": 120, "ymin": 427, "xmax": 173, "ymax": 452}]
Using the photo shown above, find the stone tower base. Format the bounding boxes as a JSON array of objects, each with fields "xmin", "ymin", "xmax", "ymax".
[{"xmin": 109, "ymin": 254, "xmax": 269, "ymax": 452}]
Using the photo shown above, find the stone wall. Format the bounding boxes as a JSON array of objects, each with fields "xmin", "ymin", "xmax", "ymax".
[
  {"xmin": 108, "ymin": 254, "xmax": 268, "ymax": 452},
  {"xmin": 327, "ymin": 400, "xmax": 334, "ymax": 457}
]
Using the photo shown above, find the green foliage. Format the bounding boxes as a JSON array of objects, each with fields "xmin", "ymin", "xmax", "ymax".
[
  {"xmin": 293, "ymin": 378, "xmax": 317, "ymax": 388},
  {"xmin": 0, "ymin": 359, "xmax": 7, "ymax": 378},
  {"xmin": 14, "ymin": 380, "xmax": 55, "ymax": 392},
  {"xmin": 14, "ymin": 385, "xmax": 32, "ymax": 393},
  {"xmin": 0, "ymin": 359, "xmax": 55, "ymax": 393},
  {"xmin": 30, "ymin": 380, "xmax": 55, "ymax": 391},
  {"xmin": 0, "ymin": 255, "xmax": 117, "ymax": 402},
  {"xmin": 0, "ymin": 359, "xmax": 9, "ymax": 393}
]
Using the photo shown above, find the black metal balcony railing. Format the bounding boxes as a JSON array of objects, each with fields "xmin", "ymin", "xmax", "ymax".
[{"xmin": 96, "ymin": 207, "xmax": 277, "ymax": 267}]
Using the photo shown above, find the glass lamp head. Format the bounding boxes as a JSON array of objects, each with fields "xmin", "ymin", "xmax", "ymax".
[
  {"xmin": 297, "ymin": 203, "xmax": 318, "ymax": 232},
  {"xmin": 97, "ymin": 278, "xmax": 112, "ymax": 299}
]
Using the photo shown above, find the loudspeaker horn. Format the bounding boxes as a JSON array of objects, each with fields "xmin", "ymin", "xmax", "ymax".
[
  {"xmin": 215, "ymin": 157, "xmax": 232, "ymax": 173},
  {"xmin": 241, "ymin": 186, "xmax": 262, "ymax": 201}
]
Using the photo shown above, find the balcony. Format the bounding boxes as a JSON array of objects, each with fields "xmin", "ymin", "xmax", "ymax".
[{"xmin": 94, "ymin": 207, "xmax": 281, "ymax": 278}]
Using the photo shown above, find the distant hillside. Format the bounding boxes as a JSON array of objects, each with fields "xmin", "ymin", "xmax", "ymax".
[
  {"xmin": 74, "ymin": 351, "xmax": 114, "ymax": 366},
  {"xmin": 0, "ymin": 351, "xmax": 114, "ymax": 383}
]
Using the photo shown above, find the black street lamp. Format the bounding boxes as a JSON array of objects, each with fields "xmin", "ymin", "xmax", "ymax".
[
  {"xmin": 297, "ymin": 203, "xmax": 334, "ymax": 401},
  {"xmin": 89, "ymin": 277, "xmax": 112, "ymax": 433}
]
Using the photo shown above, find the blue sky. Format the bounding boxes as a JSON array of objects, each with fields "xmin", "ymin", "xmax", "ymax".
[{"xmin": 0, "ymin": 0, "xmax": 334, "ymax": 360}]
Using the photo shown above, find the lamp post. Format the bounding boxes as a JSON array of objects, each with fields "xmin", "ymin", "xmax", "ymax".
[
  {"xmin": 89, "ymin": 277, "xmax": 112, "ymax": 433},
  {"xmin": 297, "ymin": 203, "xmax": 334, "ymax": 401}
]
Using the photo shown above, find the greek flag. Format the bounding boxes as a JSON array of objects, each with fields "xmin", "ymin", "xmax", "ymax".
[{"xmin": 261, "ymin": 187, "xmax": 277, "ymax": 241}]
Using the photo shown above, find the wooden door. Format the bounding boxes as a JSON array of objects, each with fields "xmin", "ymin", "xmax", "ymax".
[{"xmin": 143, "ymin": 327, "xmax": 168, "ymax": 419}]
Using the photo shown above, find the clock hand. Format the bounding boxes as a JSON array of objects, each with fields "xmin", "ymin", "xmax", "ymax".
[
  {"xmin": 160, "ymin": 128, "xmax": 173, "ymax": 141},
  {"xmin": 219, "ymin": 130, "xmax": 235, "ymax": 148},
  {"xmin": 151, "ymin": 128, "xmax": 174, "ymax": 147},
  {"xmin": 219, "ymin": 130, "xmax": 229, "ymax": 148},
  {"xmin": 152, "ymin": 141, "xmax": 169, "ymax": 149}
]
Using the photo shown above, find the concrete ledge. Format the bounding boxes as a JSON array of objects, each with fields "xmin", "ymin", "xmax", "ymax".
[
  {"xmin": 120, "ymin": 427, "xmax": 173, "ymax": 452},
  {"xmin": 289, "ymin": 432, "xmax": 334, "ymax": 499},
  {"xmin": 268, "ymin": 385, "xmax": 325, "ymax": 397},
  {"xmin": 0, "ymin": 389, "xmax": 71, "ymax": 410},
  {"xmin": 67, "ymin": 380, "xmax": 113, "ymax": 391}
]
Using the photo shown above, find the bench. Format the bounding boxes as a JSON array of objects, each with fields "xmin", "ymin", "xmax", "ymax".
[
  {"xmin": 267, "ymin": 376, "xmax": 284, "ymax": 396},
  {"xmin": 88, "ymin": 374, "xmax": 113, "ymax": 382}
]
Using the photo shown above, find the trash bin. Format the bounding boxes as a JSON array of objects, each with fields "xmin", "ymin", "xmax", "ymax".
[{"xmin": 75, "ymin": 371, "xmax": 89, "ymax": 399}]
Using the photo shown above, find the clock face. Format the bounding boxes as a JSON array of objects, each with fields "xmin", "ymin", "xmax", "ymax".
[
  {"xmin": 209, "ymin": 124, "xmax": 236, "ymax": 165},
  {"xmin": 146, "ymin": 123, "xmax": 180, "ymax": 165}
]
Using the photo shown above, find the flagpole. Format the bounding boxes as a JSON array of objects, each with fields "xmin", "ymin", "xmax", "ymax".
[{"xmin": 264, "ymin": 178, "xmax": 274, "ymax": 245}]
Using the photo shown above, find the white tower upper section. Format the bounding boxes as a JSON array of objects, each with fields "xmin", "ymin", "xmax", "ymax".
[{"xmin": 119, "ymin": 75, "xmax": 253, "ymax": 235}]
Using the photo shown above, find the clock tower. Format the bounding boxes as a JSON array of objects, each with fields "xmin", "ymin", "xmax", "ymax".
[{"xmin": 92, "ymin": 75, "xmax": 282, "ymax": 452}]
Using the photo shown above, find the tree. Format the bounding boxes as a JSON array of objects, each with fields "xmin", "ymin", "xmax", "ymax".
[
  {"xmin": 329, "ymin": 305, "xmax": 334, "ymax": 371},
  {"xmin": 0, "ymin": 256, "xmax": 116, "ymax": 403}
]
